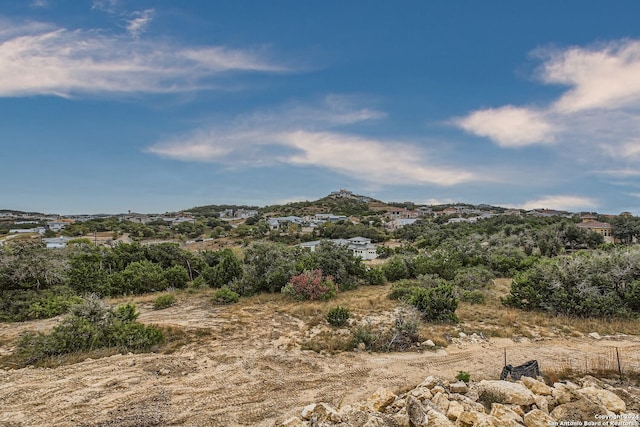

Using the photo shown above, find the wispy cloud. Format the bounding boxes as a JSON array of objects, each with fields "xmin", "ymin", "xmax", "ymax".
[
  {"xmin": 517, "ymin": 195, "xmax": 598, "ymax": 211},
  {"xmin": 147, "ymin": 98, "xmax": 479, "ymax": 187},
  {"xmin": 0, "ymin": 20, "xmax": 288, "ymax": 97},
  {"xmin": 455, "ymin": 39, "xmax": 640, "ymax": 186},
  {"xmin": 30, "ymin": 0, "xmax": 49, "ymax": 8},
  {"xmin": 126, "ymin": 9, "xmax": 154, "ymax": 38},
  {"xmin": 91, "ymin": 0, "xmax": 119, "ymax": 14}
]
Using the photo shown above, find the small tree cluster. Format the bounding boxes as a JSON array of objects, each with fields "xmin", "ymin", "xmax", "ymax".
[{"xmin": 281, "ymin": 270, "xmax": 337, "ymax": 301}]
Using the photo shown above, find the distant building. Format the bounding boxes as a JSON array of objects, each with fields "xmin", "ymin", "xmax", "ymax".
[
  {"xmin": 299, "ymin": 236, "xmax": 378, "ymax": 260},
  {"xmin": 577, "ymin": 216, "xmax": 614, "ymax": 243},
  {"xmin": 43, "ymin": 236, "xmax": 74, "ymax": 249}
]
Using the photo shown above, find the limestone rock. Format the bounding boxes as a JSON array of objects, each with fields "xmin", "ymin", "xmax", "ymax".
[
  {"xmin": 532, "ymin": 395, "xmax": 549, "ymax": 414},
  {"xmin": 301, "ymin": 402, "xmax": 342, "ymax": 423},
  {"xmin": 579, "ymin": 386, "xmax": 626, "ymax": 413},
  {"xmin": 550, "ymin": 397, "xmax": 608, "ymax": 422},
  {"xmin": 365, "ymin": 387, "xmax": 397, "ymax": 412},
  {"xmin": 588, "ymin": 332, "xmax": 602, "ymax": 340},
  {"xmin": 456, "ymin": 411, "xmax": 503, "ymax": 427},
  {"xmin": 407, "ymin": 396, "xmax": 429, "ymax": 426},
  {"xmin": 450, "ymin": 381, "xmax": 469, "ymax": 394},
  {"xmin": 523, "ymin": 409, "xmax": 554, "ymax": 427},
  {"xmin": 419, "ymin": 376, "xmax": 440, "ymax": 389},
  {"xmin": 520, "ymin": 376, "xmax": 553, "ymax": 396},
  {"xmin": 393, "ymin": 408, "xmax": 411, "ymax": 427},
  {"xmin": 552, "ymin": 383, "xmax": 580, "ymax": 404},
  {"xmin": 431, "ymin": 392, "xmax": 451, "ymax": 413},
  {"xmin": 447, "ymin": 400, "xmax": 464, "ymax": 421},
  {"xmin": 490, "ymin": 403, "xmax": 523, "ymax": 425},
  {"xmin": 411, "ymin": 386, "xmax": 433, "ymax": 401},
  {"xmin": 426, "ymin": 408, "xmax": 455, "ymax": 426},
  {"xmin": 476, "ymin": 380, "xmax": 535, "ymax": 406}
]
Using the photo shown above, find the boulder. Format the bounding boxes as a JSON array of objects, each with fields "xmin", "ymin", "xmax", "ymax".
[
  {"xmin": 550, "ymin": 397, "xmax": 608, "ymax": 422},
  {"xmin": 301, "ymin": 402, "xmax": 342, "ymax": 423},
  {"xmin": 523, "ymin": 409, "xmax": 554, "ymax": 427},
  {"xmin": 456, "ymin": 411, "xmax": 504, "ymax": 427},
  {"xmin": 552, "ymin": 383, "xmax": 580, "ymax": 404},
  {"xmin": 490, "ymin": 403, "xmax": 524, "ymax": 425},
  {"xmin": 520, "ymin": 376, "xmax": 553, "ymax": 396},
  {"xmin": 426, "ymin": 408, "xmax": 455, "ymax": 426},
  {"xmin": 407, "ymin": 396, "xmax": 429, "ymax": 426},
  {"xmin": 431, "ymin": 392, "xmax": 451, "ymax": 413},
  {"xmin": 411, "ymin": 386, "xmax": 433, "ymax": 401},
  {"xmin": 419, "ymin": 376, "xmax": 440, "ymax": 389},
  {"xmin": 476, "ymin": 380, "xmax": 535, "ymax": 406},
  {"xmin": 450, "ymin": 381, "xmax": 469, "ymax": 394},
  {"xmin": 447, "ymin": 400, "xmax": 465, "ymax": 421},
  {"xmin": 365, "ymin": 387, "xmax": 397, "ymax": 412},
  {"xmin": 578, "ymin": 386, "xmax": 626, "ymax": 413}
]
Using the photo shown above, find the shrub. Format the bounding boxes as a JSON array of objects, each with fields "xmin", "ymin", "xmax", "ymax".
[
  {"xmin": 456, "ymin": 371, "xmax": 471, "ymax": 383},
  {"xmin": 326, "ymin": 306, "xmax": 350, "ymax": 327},
  {"xmin": 212, "ymin": 287, "xmax": 239, "ymax": 305},
  {"xmin": 409, "ymin": 284, "xmax": 459, "ymax": 323},
  {"xmin": 281, "ymin": 270, "xmax": 337, "ymax": 301},
  {"xmin": 163, "ymin": 265, "xmax": 190, "ymax": 289},
  {"xmin": 16, "ymin": 296, "xmax": 163, "ymax": 365},
  {"xmin": 366, "ymin": 266, "xmax": 387, "ymax": 285},
  {"xmin": 460, "ymin": 290, "xmax": 485, "ymax": 305},
  {"xmin": 153, "ymin": 293, "xmax": 176, "ymax": 310},
  {"xmin": 453, "ymin": 266, "xmax": 494, "ymax": 291},
  {"xmin": 382, "ymin": 256, "xmax": 410, "ymax": 281}
]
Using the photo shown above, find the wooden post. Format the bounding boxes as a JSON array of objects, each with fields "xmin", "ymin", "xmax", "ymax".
[
  {"xmin": 504, "ymin": 348, "xmax": 507, "ymax": 366},
  {"xmin": 616, "ymin": 347, "xmax": 623, "ymax": 379}
]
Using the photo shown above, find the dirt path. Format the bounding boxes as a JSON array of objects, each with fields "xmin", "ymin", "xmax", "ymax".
[{"xmin": 1, "ymin": 297, "xmax": 639, "ymax": 427}]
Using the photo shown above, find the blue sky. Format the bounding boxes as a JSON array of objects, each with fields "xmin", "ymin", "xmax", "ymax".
[{"xmin": 2, "ymin": 1, "xmax": 640, "ymax": 215}]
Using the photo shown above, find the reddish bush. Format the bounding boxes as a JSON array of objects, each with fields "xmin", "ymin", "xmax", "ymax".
[{"xmin": 282, "ymin": 270, "xmax": 337, "ymax": 301}]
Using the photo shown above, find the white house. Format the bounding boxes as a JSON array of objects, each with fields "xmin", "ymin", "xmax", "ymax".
[
  {"xmin": 298, "ymin": 236, "xmax": 378, "ymax": 260},
  {"xmin": 46, "ymin": 221, "xmax": 68, "ymax": 232},
  {"xmin": 43, "ymin": 236, "xmax": 74, "ymax": 249}
]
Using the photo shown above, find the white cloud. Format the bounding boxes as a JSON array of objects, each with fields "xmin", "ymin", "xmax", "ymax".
[
  {"xmin": 518, "ymin": 195, "xmax": 598, "ymax": 211},
  {"xmin": 147, "ymin": 100, "xmax": 479, "ymax": 187},
  {"xmin": 455, "ymin": 105, "xmax": 554, "ymax": 147},
  {"xmin": 126, "ymin": 9, "xmax": 154, "ymax": 38},
  {"xmin": 537, "ymin": 40, "xmax": 640, "ymax": 113},
  {"xmin": 593, "ymin": 168, "xmax": 640, "ymax": 178},
  {"xmin": 0, "ymin": 21, "xmax": 288, "ymax": 97},
  {"xmin": 454, "ymin": 38, "xmax": 640, "ymax": 189}
]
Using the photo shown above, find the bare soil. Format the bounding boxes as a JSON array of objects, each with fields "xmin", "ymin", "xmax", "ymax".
[{"xmin": 1, "ymin": 290, "xmax": 639, "ymax": 427}]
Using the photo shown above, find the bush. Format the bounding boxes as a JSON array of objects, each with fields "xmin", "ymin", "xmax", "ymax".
[
  {"xmin": 456, "ymin": 371, "xmax": 471, "ymax": 383},
  {"xmin": 453, "ymin": 266, "xmax": 494, "ymax": 291},
  {"xmin": 212, "ymin": 287, "xmax": 239, "ymax": 305},
  {"xmin": 382, "ymin": 256, "xmax": 410, "ymax": 281},
  {"xmin": 326, "ymin": 306, "xmax": 350, "ymax": 327},
  {"xmin": 409, "ymin": 284, "xmax": 459, "ymax": 323},
  {"xmin": 366, "ymin": 266, "xmax": 387, "ymax": 285},
  {"xmin": 281, "ymin": 270, "xmax": 337, "ymax": 301},
  {"xmin": 459, "ymin": 290, "xmax": 485, "ymax": 305},
  {"xmin": 16, "ymin": 296, "xmax": 163, "ymax": 365},
  {"xmin": 153, "ymin": 293, "xmax": 176, "ymax": 310},
  {"xmin": 163, "ymin": 265, "xmax": 190, "ymax": 289}
]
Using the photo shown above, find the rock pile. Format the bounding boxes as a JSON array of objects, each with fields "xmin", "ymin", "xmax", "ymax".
[{"xmin": 280, "ymin": 375, "xmax": 639, "ymax": 426}]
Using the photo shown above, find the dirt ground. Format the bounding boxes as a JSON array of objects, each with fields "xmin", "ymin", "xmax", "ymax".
[{"xmin": 1, "ymin": 292, "xmax": 640, "ymax": 427}]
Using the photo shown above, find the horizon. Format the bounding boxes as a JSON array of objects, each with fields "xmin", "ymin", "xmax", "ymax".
[{"xmin": 3, "ymin": 2, "xmax": 640, "ymax": 215}]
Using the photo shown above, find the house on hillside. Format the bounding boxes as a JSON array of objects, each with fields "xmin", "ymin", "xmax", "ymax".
[
  {"xmin": 43, "ymin": 236, "xmax": 74, "ymax": 249},
  {"xmin": 577, "ymin": 216, "xmax": 614, "ymax": 244},
  {"xmin": 298, "ymin": 236, "xmax": 378, "ymax": 260}
]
